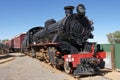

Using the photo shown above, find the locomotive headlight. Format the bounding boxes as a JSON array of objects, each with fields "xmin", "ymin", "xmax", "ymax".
[{"xmin": 76, "ymin": 4, "xmax": 86, "ymax": 14}]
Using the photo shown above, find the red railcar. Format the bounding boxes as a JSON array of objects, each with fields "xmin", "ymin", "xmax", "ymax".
[
  {"xmin": 13, "ymin": 33, "xmax": 26, "ymax": 52},
  {"xmin": 7, "ymin": 33, "xmax": 26, "ymax": 52}
]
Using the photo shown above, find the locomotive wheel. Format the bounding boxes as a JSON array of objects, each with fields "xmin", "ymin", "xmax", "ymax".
[
  {"xmin": 36, "ymin": 52, "xmax": 40, "ymax": 59},
  {"xmin": 64, "ymin": 62, "xmax": 73, "ymax": 74},
  {"xmin": 44, "ymin": 52, "xmax": 50, "ymax": 63},
  {"xmin": 36, "ymin": 51, "xmax": 44, "ymax": 60},
  {"xmin": 0, "ymin": 50, "xmax": 3, "ymax": 54}
]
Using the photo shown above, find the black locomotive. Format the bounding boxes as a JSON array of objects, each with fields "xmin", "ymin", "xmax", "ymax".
[
  {"xmin": 22, "ymin": 4, "xmax": 94, "ymax": 56},
  {"xmin": 35, "ymin": 4, "xmax": 93, "ymax": 52},
  {"xmin": 22, "ymin": 4, "xmax": 106, "ymax": 77}
]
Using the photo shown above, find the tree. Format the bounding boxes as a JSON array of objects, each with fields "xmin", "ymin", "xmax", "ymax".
[
  {"xmin": 107, "ymin": 31, "xmax": 120, "ymax": 44},
  {"xmin": 2, "ymin": 39, "xmax": 9, "ymax": 44},
  {"xmin": 0, "ymin": 40, "xmax": 2, "ymax": 43}
]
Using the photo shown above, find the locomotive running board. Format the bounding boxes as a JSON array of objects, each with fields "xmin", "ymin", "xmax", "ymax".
[{"xmin": 29, "ymin": 42, "xmax": 58, "ymax": 47}]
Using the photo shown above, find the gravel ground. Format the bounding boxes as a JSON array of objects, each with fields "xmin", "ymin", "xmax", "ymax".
[
  {"xmin": 0, "ymin": 54, "xmax": 15, "ymax": 64},
  {"xmin": 0, "ymin": 53, "xmax": 75, "ymax": 80},
  {"xmin": 0, "ymin": 53, "xmax": 118, "ymax": 80}
]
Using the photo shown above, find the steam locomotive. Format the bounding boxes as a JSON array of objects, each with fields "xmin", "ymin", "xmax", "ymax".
[{"xmin": 22, "ymin": 4, "xmax": 106, "ymax": 77}]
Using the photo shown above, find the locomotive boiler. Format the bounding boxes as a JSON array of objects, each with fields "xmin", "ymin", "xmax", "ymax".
[
  {"xmin": 22, "ymin": 4, "xmax": 106, "ymax": 77},
  {"xmin": 33, "ymin": 4, "xmax": 93, "ymax": 47},
  {"xmin": 32, "ymin": 4, "xmax": 94, "ymax": 55}
]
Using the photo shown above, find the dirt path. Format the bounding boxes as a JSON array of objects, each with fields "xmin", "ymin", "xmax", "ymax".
[{"xmin": 0, "ymin": 53, "xmax": 75, "ymax": 80}]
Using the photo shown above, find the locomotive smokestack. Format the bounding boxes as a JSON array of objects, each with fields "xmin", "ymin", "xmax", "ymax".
[{"xmin": 64, "ymin": 6, "xmax": 74, "ymax": 16}]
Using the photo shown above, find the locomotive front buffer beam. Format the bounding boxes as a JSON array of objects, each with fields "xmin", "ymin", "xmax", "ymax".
[{"xmin": 63, "ymin": 51, "xmax": 106, "ymax": 77}]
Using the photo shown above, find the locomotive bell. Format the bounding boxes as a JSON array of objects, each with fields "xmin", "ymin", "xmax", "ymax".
[{"xmin": 64, "ymin": 6, "xmax": 74, "ymax": 16}]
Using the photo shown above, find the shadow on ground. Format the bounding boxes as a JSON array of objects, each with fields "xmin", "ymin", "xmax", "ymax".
[
  {"xmin": 0, "ymin": 54, "xmax": 14, "ymax": 60},
  {"xmin": 18, "ymin": 54, "xmax": 26, "ymax": 57},
  {"xmin": 75, "ymin": 69, "xmax": 113, "ymax": 79},
  {"xmin": 0, "ymin": 53, "xmax": 26, "ymax": 59}
]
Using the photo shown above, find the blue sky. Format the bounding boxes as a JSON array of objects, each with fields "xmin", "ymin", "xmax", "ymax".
[{"xmin": 0, "ymin": 0, "xmax": 120, "ymax": 44}]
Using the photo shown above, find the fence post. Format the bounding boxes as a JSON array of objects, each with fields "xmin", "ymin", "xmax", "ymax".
[{"xmin": 111, "ymin": 45, "xmax": 115, "ymax": 71}]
